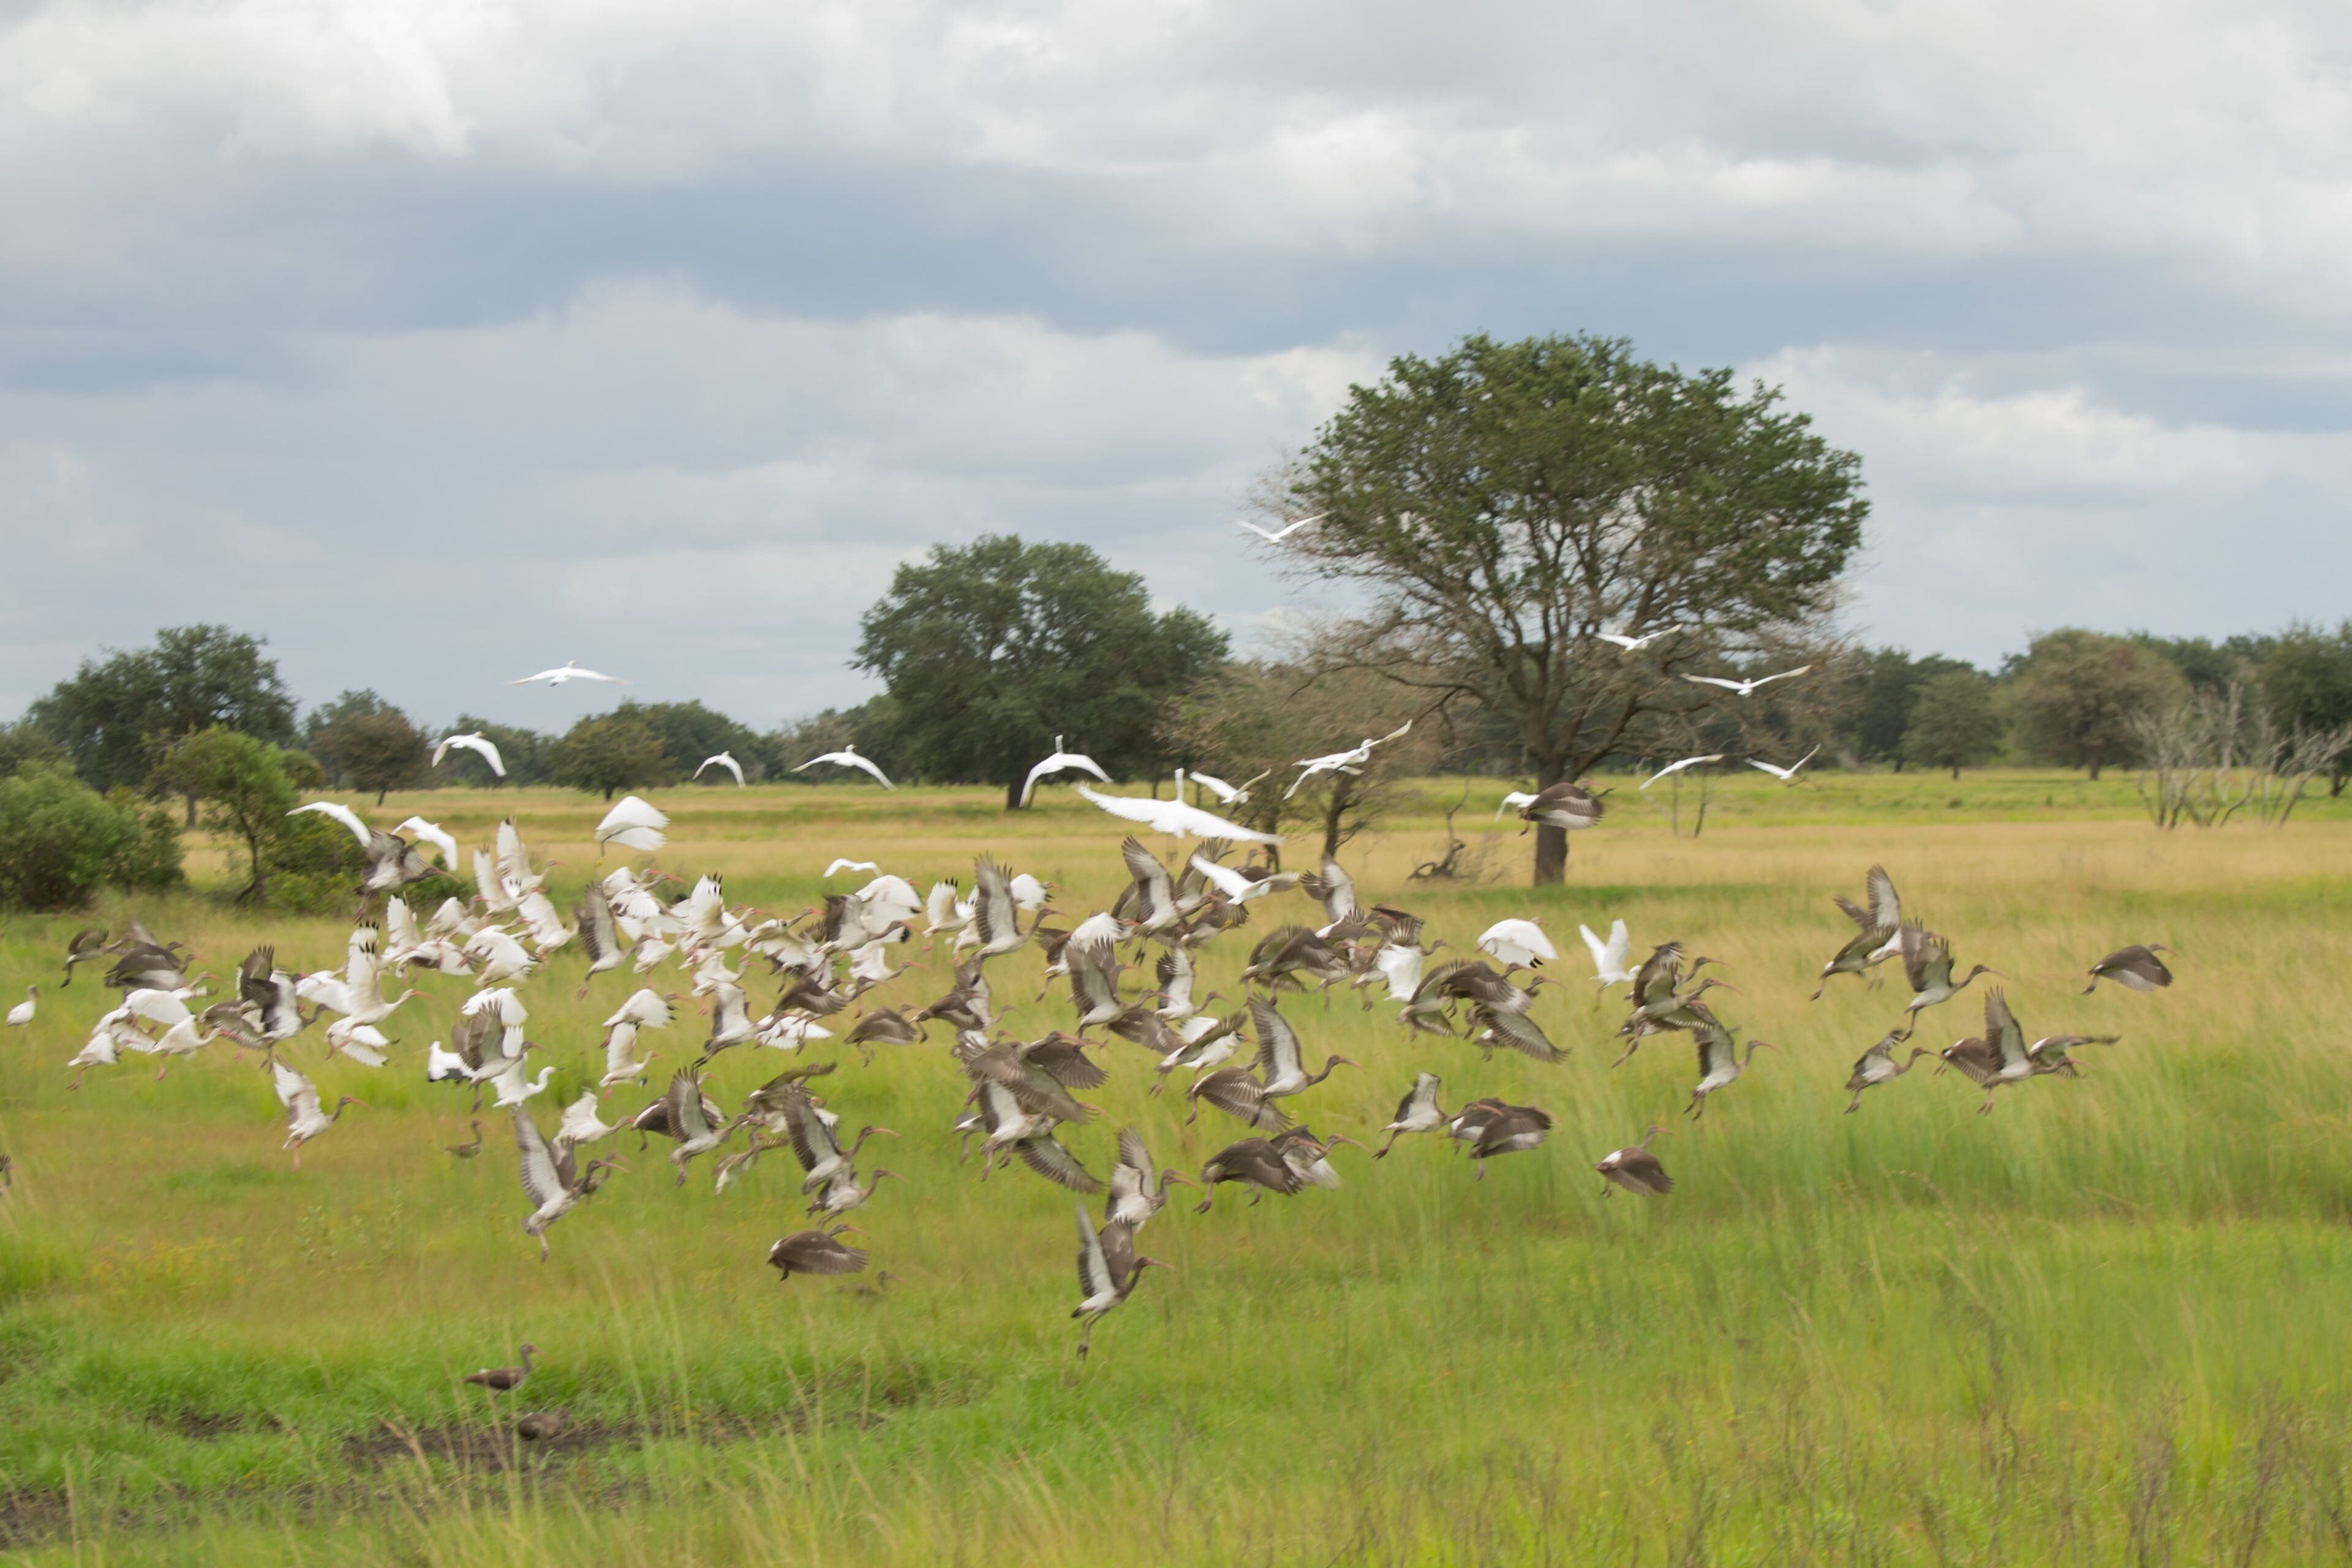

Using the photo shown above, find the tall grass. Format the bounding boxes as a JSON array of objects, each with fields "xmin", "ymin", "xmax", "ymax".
[{"xmin": 4, "ymin": 774, "xmax": 2351, "ymax": 1562}]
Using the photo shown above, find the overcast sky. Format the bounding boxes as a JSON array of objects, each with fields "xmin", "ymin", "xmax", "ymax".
[{"xmin": 5, "ymin": 0, "xmax": 2350, "ymax": 729}]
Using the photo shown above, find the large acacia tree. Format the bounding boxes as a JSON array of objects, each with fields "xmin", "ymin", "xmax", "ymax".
[
  {"xmin": 1277, "ymin": 334, "xmax": 1868, "ymax": 884},
  {"xmin": 856, "ymin": 535, "xmax": 1229, "ymax": 806}
]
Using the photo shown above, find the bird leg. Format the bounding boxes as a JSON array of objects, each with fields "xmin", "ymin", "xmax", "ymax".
[{"xmin": 1844, "ymin": 1093, "xmax": 1863, "ymax": 1114}]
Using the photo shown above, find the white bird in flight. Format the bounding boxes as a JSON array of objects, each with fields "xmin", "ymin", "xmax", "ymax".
[
  {"xmin": 1284, "ymin": 721, "xmax": 1413, "ymax": 799},
  {"xmin": 1595, "ymin": 626, "xmax": 1686, "ymax": 654},
  {"xmin": 1185, "ymin": 768, "xmax": 1269, "ymax": 806},
  {"xmin": 1233, "ymin": 512, "xmax": 1327, "ymax": 544},
  {"xmin": 695, "ymin": 752, "xmax": 746, "ymax": 786},
  {"xmin": 511, "ymin": 661, "xmax": 629, "ymax": 687},
  {"xmin": 1681, "ymin": 666, "xmax": 1813, "ymax": 698},
  {"xmin": 596, "ymin": 795, "xmax": 669, "ymax": 853},
  {"xmin": 1074, "ymin": 785, "xmax": 1280, "ymax": 845},
  {"xmin": 794, "ymin": 745, "xmax": 895, "ymax": 790},
  {"xmin": 1580, "ymin": 920, "xmax": 1635, "ymax": 989},
  {"xmin": 1749, "ymin": 746, "xmax": 1822, "ymax": 783},
  {"xmin": 1477, "ymin": 918, "xmax": 1556, "ymax": 970},
  {"xmin": 392, "ymin": 816, "xmax": 459, "ymax": 868},
  {"xmin": 823, "ymin": 859, "xmax": 881, "ymax": 878},
  {"xmin": 431, "ymin": 732, "xmax": 506, "ymax": 776},
  {"xmin": 1640, "ymin": 754, "xmax": 1724, "ymax": 790},
  {"xmin": 1020, "ymin": 737, "xmax": 1112, "ymax": 807}
]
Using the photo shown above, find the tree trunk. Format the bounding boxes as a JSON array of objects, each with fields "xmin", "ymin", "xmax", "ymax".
[
  {"xmin": 1950, "ymin": 763, "xmax": 1961, "ymax": 780},
  {"xmin": 241, "ymin": 831, "xmax": 267, "ymax": 904},
  {"xmin": 605, "ymin": 786, "xmax": 616, "ymax": 801},
  {"xmin": 2087, "ymin": 756, "xmax": 2103, "ymax": 781},
  {"xmin": 1321, "ymin": 774, "xmax": 1355, "ymax": 860},
  {"xmin": 1005, "ymin": 776, "xmax": 1025, "ymax": 811},
  {"xmin": 1531, "ymin": 756, "xmax": 1570, "ymax": 886},
  {"xmin": 375, "ymin": 786, "xmax": 388, "ymax": 806},
  {"xmin": 184, "ymin": 793, "xmax": 198, "ymax": 829}
]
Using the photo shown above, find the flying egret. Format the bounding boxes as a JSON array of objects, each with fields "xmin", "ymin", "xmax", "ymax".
[
  {"xmin": 794, "ymin": 745, "xmax": 894, "ymax": 790},
  {"xmin": 511, "ymin": 661, "xmax": 628, "ymax": 687},
  {"xmin": 1580, "ymin": 920, "xmax": 1634, "ymax": 989},
  {"xmin": 1681, "ymin": 666, "xmax": 1813, "ymax": 698},
  {"xmin": 695, "ymin": 752, "xmax": 747, "ymax": 786},
  {"xmin": 595, "ymin": 796, "xmax": 668, "ymax": 854},
  {"xmin": 1748, "ymin": 746, "xmax": 1821, "ymax": 783},
  {"xmin": 823, "ymin": 859, "xmax": 881, "ymax": 878},
  {"xmin": 431, "ymin": 733, "xmax": 506, "ymax": 776},
  {"xmin": 1640, "ymin": 755, "xmax": 1724, "ymax": 790},
  {"xmin": 1074, "ymin": 785, "xmax": 1280, "ymax": 845},
  {"xmin": 1595, "ymin": 626, "xmax": 1686, "ymax": 654},
  {"xmin": 1233, "ymin": 512, "xmax": 1327, "ymax": 544},
  {"xmin": 1285, "ymin": 722, "xmax": 1413, "ymax": 799},
  {"xmin": 1020, "ymin": 737, "xmax": 1113, "ymax": 807},
  {"xmin": 1186, "ymin": 769, "xmax": 1269, "ymax": 806}
]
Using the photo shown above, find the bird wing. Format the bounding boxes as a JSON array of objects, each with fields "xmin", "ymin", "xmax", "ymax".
[
  {"xmin": 1753, "ymin": 665, "xmax": 1814, "ymax": 688},
  {"xmin": 1248, "ymin": 997, "xmax": 1303, "ymax": 1081},
  {"xmin": 1864, "ymin": 867, "xmax": 1901, "ymax": 931},
  {"xmin": 1314, "ymin": 854, "xmax": 1357, "ymax": 922},
  {"xmin": 824, "ymin": 859, "xmax": 880, "ymax": 878},
  {"xmin": 514, "ymin": 1109, "xmax": 567, "ymax": 1206},
  {"xmin": 1186, "ymin": 854, "xmax": 1251, "ymax": 899},
  {"xmin": 1119, "ymin": 837, "xmax": 1174, "ymax": 922},
  {"xmin": 1115, "ymin": 1126, "xmax": 1152, "ymax": 1184},
  {"xmin": 1074, "ymin": 785, "xmax": 1278, "ymax": 845},
  {"xmin": 393, "ymin": 818, "xmax": 459, "ymax": 867},
  {"xmin": 842, "ymin": 752, "xmax": 895, "ymax": 788},
  {"xmin": 1985, "ymin": 989, "xmax": 2027, "ymax": 1071},
  {"xmin": 1074, "ymin": 1204, "xmax": 1115, "ymax": 1298},
  {"xmin": 271, "ymin": 1057, "xmax": 319, "ymax": 1117},
  {"xmin": 972, "ymin": 858, "xmax": 1022, "ymax": 948},
  {"xmin": 1019, "ymin": 755, "xmax": 1058, "ymax": 807},
  {"xmin": 288, "ymin": 801, "xmax": 371, "ymax": 848},
  {"xmin": 1596, "ymin": 633, "xmax": 1638, "ymax": 650},
  {"xmin": 782, "ymin": 1090, "xmax": 842, "ymax": 1172},
  {"xmin": 1640, "ymin": 755, "xmax": 1724, "ymax": 789},
  {"xmin": 1898, "ymin": 923, "xmax": 1934, "ymax": 992},
  {"xmin": 1017, "ymin": 1136, "xmax": 1102, "ymax": 1193},
  {"xmin": 1477, "ymin": 1006, "xmax": 1561, "ymax": 1062},
  {"xmin": 1069, "ymin": 940, "xmax": 1123, "ymax": 1016},
  {"xmin": 1187, "ymin": 771, "xmax": 1237, "ymax": 802},
  {"xmin": 666, "ymin": 1072, "xmax": 713, "ymax": 1140},
  {"xmin": 1679, "ymin": 675, "xmax": 1741, "ymax": 692},
  {"xmin": 454, "ymin": 734, "xmax": 505, "ymax": 775},
  {"xmin": 1027, "ymin": 1038, "xmax": 1109, "ymax": 1090}
]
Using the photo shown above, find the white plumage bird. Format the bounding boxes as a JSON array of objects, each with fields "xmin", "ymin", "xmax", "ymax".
[
  {"xmin": 1640, "ymin": 755, "xmax": 1724, "ymax": 790},
  {"xmin": 794, "ymin": 745, "xmax": 894, "ymax": 789},
  {"xmin": 1074, "ymin": 785, "xmax": 1280, "ymax": 845},
  {"xmin": 1595, "ymin": 626, "xmax": 1686, "ymax": 653},
  {"xmin": 6, "ymin": 986, "xmax": 34, "ymax": 1027},
  {"xmin": 1580, "ymin": 920, "xmax": 1635, "ymax": 989},
  {"xmin": 1019, "ymin": 737, "xmax": 1113, "ymax": 807},
  {"xmin": 1186, "ymin": 854, "xmax": 1295, "ymax": 905},
  {"xmin": 431, "ymin": 732, "xmax": 506, "ymax": 776},
  {"xmin": 1284, "ymin": 722, "xmax": 1413, "ymax": 799},
  {"xmin": 596, "ymin": 795, "xmax": 669, "ymax": 853},
  {"xmin": 511, "ymin": 661, "xmax": 628, "ymax": 687},
  {"xmin": 1184, "ymin": 769, "xmax": 1269, "ymax": 806},
  {"xmin": 1232, "ymin": 512, "xmax": 1326, "ymax": 543},
  {"xmin": 1748, "ymin": 747, "xmax": 1821, "ymax": 783},
  {"xmin": 1681, "ymin": 666, "xmax": 1813, "ymax": 698},
  {"xmin": 695, "ymin": 752, "xmax": 746, "ymax": 786},
  {"xmin": 823, "ymin": 859, "xmax": 880, "ymax": 878},
  {"xmin": 392, "ymin": 816, "xmax": 459, "ymax": 869},
  {"xmin": 1478, "ymin": 919, "xmax": 1556, "ymax": 970},
  {"xmin": 273, "ymin": 1059, "xmax": 361, "ymax": 1170}
]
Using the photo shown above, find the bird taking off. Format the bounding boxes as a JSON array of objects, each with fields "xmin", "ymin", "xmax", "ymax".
[
  {"xmin": 431, "ymin": 733, "xmax": 506, "ymax": 776},
  {"xmin": 1020, "ymin": 737, "xmax": 1113, "ymax": 807},
  {"xmin": 595, "ymin": 796, "xmax": 668, "ymax": 854}
]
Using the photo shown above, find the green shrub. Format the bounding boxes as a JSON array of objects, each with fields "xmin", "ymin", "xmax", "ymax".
[{"xmin": 0, "ymin": 763, "xmax": 184, "ymax": 909}]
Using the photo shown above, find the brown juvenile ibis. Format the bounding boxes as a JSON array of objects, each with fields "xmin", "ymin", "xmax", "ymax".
[
  {"xmin": 769, "ymin": 1223, "xmax": 869, "ymax": 1280},
  {"xmin": 2084, "ymin": 944, "xmax": 2173, "ymax": 994},
  {"xmin": 1895, "ymin": 922, "xmax": 1997, "ymax": 1037},
  {"xmin": 1194, "ymin": 1137, "xmax": 1305, "ymax": 1213},
  {"xmin": 1596, "ymin": 1126, "xmax": 1672, "ymax": 1196},
  {"xmin": 463, "ymin": 1344, "xmax": 539, "ymax": 1394},
  {"xmin": 1072, "ymin": 1203, "xmax": 1171, "ymax": 1359},
  {"xmin": 1373, "ymin": 1072, "xmax": 1447, "ymax": 1157},
  {"xmin": 1843, "ymin": 1035, "xmax": 1932, "ymax": 1112}
]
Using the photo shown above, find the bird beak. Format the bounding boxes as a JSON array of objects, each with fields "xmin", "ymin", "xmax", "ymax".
[
  {"xmin": 1165, "ymin": 1172, "xmax": 1200, "ymax": 1188},
  {"xmin": 872, "ymin": 1128, "xmax": 900, "ymax": 1139},
  {"xmin": 1326, "ymin": 1134, "xmax": 1365, "ymax": 1153}
]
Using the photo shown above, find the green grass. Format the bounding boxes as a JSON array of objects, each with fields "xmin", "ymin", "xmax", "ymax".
[{"xmin": 4, "ymin": 771, "xmax": 2352, "ymax": 1564}]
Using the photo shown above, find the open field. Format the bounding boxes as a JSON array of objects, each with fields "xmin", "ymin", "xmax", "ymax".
[{"xmin": 4, "ymin": 770, "xmax": 2352, "ymax": 1564}]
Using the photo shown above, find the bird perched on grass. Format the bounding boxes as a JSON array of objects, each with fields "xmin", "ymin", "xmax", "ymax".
[{"xmin": 463, "ymin": 1344, "xmax": 540, "ymax": 1394}]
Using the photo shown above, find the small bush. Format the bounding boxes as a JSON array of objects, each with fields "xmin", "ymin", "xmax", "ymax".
[{"xmin": 0, "ymin": 763, "xmax": 184, "ymax": 909}]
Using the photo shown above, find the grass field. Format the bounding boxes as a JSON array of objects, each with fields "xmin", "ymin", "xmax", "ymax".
[{"xmin": 4, "ymin": 770, "xmax": 2351, "ymax": 1565}]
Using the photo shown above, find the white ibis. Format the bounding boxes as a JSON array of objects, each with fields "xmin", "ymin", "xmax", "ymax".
[
  {"xmin": 1580, "ymin": 921, "xmax": 1635, "ymax": 990},
  {"xmin": 595, "ymin": 796, "xmax": 668, "ymax": 854},
  {"xmin": 1596, "ymin": 1126, "xmax": 1672, "ymax": 1196},
  {"xmin": 1284, "ymin": 722, "xmax": 1412, "ymax": 799},
  {"xmin": 769, "ymin": 1224, "xmax": 868, "ymax": 1280},
  {"xmin": 1232, "ymin": 511, "xmax": 1325, "ymax": 543},
  {"xmin": 1074, "ymin": 785, "xmax": 1280, "ymax": 845},
  {"xmin": 1508, "ymin": 782, "xmax": 1606, "ymax": 833},
  {"xmin": 463, "ymin": 1344, "xmax": 540, "ymax": 1393},
  {"xmin": 1681, "ymin": 666, "xmax": 1812, "ymax": 698},
  {"xmin": 1106, "ymin": 1127, "xmax": 1197, "ymax": 1228},
  {"xmin": 1373, "ymin": 1072, "xmax": 1448, "ymax": 1158},
  {"xmin": 1813, "ymin": 865, "xmax": 1902, "ymax": 999},
  {"xmin": 695, "ymin": 752, "xmax": 747, "ymax": 786},
  {"xmin": 1749, "ymin": 747, "xmax": 1821, "ymax": 782},
  {"xmin": 1193, "ymin": 1137, "xmax": 1305, "ymax": 1213},
  {"xmin": 1844, "ymin": 1034, "xmax": 1932, "ymax": 1112},
  {"xmin": 1895, "ymin": 923, "xmax": 1998, "ymax": 1037},
  {"xmin": 823, "ymin": 859, "xmax": 881, "ymax": 878},
  {"xmin": 431, "ymin": 732, "xmax": 506, "ymax": 776},
  {"xmin": 6, "ymin": 986, "xmax": 34, "ymax": 1027},
  {"xmin": 555, "ymin": 1089, "xmax": 621, "ymax": 1150},
  {"xmin": 1250, "ymin": 997, "xmax": 1354, "ymax": 1101},
  {"xmin": 1596, "ymin": 626, "xmax": 1686, "ymax": 653},
  {"xmin": 1477, "ymin": 918, "xmax": 1555, "ymax": 971},
  {"xmin": 1072, "ymin": 1203, "xmax": 1170, "ymax": 1359},
  {"xmin": 514, "ymin": 1109, "xmax": 622, "ymax": 1259},
  {"xmin": 273, "ymin": 1059, "xmax": 361, "ymax": 1170},
  {"xmin": 1640, "ymin": 754, "xmax": 1724, "ymax": 790},
  {"xmin": 1687, "ymin": 1011, "xmax": 1774, "ymax": 1119},
  {"xmin": 2084, "ymin": 944, "xmax": 2173, "ymax": 993},
  {"xmin": 1019, "ymin": 737, "xmax": 1113, "ymax": 806},
  {"xmin": 511, "ymin": 661, "xmax": 628, "ymax": 686},
  {"xmin": 794, "ymin": 745, "xmax": 895, "ymax": 789}
]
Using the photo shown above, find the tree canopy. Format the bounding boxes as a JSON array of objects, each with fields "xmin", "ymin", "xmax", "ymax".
[
  {"xmin": 2005, "ymin": 630, "xmax": 2185, "ymax": 780},
  {"xmin": 854, "ymin": 535, "xmax": 1229, "ymax": 805},
  {"xmin": 550, "ymin": 714, "xmax": 672, "ymax": 799},
  {"xmin": 28, "ymin": 625, "xmax": 298, "ymax": 807},
  {"xmin": 1278, "ymin": 333, "xmax": 1868, "ymax": 882},
  {"xmin": 1902, "ymin": 670, "xmax": 2002, "ymax": 778},
  {"xmin": 311, "ymin": 704, "xmax": 431, "ymax": 804}
]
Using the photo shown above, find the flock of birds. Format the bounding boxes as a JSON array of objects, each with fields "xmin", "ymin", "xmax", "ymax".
[{"xmin": 1, "ymin": 710, "xmax": 2179, "ymax": 1366}]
